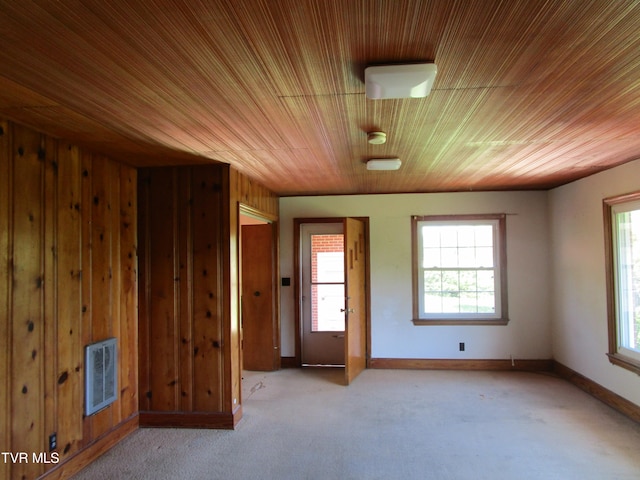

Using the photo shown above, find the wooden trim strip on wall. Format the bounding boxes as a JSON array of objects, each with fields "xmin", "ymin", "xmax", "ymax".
[
  {"xmin": 369, "ymin": 358, "xmax": 639, "ymax": 425},
  {"xmin": 369, "ymin": 358, "xmax": 555, "ymax": 371},
  {"xmin": 553, "ymin": 361, "xmax": 640, "ymax": 424},
  {"xmin": 139, "ymin": 408, "xmax": 242, "ymax": 430},
  {"xmin": 41, "ymin": 413, "xmax": 139, "ymax": 480}
]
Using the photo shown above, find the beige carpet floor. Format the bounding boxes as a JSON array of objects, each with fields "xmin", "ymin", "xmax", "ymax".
[{"xmin": 71, "ymin": 368, "xmax": 640, "ymax": 480}]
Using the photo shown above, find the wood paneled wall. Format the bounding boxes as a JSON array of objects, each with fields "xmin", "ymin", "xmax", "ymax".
[
  {"xmin": 138, "ymin": 165, "xmax": 235, "ymax": 427},
  {"xmin": 138, "ymin": 165, "xmax": 278, "ymax": 428},
  {"xmin": 230, "ymin": 167, "xmax": 279, "ymax": 218},
  {"xmin": 0, "ymin": 119, "xmax": 138, "ymax": 480}
]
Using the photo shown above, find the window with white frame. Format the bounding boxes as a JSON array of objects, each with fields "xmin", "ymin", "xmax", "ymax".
[
  {"xmin": 604, "ymin": 193, "xmax": 640, "ymax": 374},
  {"xmin": 412, "ymin": 214, "xmax": 508, "ymax": 325}
]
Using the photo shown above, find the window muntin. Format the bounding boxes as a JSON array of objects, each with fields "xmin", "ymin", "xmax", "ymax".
[
  {"xmin": 606, "ymin": 194, "xmax": 640, "ymax": 373},
  {"xmin": 412, "ymin": 215, "xmax": 508, "ymax": 325}
]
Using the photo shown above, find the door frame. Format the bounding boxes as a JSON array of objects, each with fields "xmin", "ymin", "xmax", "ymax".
[
  {"xmin": 239, "ymin": 204, "xmax": 280, "ymax": 371},
  {"xmin": 293, "ymin": 217, "xmax": 371, "ymax": 368},
  {"xmin": 300, "ymin": 221, "xmax": 345, "ymax": 366}
]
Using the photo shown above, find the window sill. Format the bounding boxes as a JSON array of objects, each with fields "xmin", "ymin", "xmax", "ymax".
[
  {"xmin": 412, "ymin": 318, "xmax": 509, "ymax": 326},
  {"xmin": 607, "ymin": 353, "xmax": 640, "ymax": 376}
]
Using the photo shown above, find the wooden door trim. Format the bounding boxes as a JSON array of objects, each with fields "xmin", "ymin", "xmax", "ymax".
[
  {"xmin": 240, "ymin": 203, "xmax": 278, "ymax": 223},
  {"xmin": 293, "ymin": 217, "xmax": 370, "ymax": 369}
]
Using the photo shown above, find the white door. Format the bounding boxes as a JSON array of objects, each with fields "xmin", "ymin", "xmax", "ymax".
[{"xmin": 301, "ymin": 222, "xmax": 345, "ymax": 365}]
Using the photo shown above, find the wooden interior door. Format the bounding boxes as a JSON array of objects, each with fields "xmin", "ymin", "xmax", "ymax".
[
  {"xmin": 343, "ymin": 218, "xmax": 367, "ymax": 385},
  {"xmin": 241, "ymin": 223, "xmax": 278, "ymax": 371}
]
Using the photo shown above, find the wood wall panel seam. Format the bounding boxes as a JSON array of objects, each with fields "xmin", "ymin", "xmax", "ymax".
[
  {"xmin": 137, "ymin": 170, "xmax": 151, "ymax": 412},
  {"xmin": 111, "ymin": 162, "xmax": 123, "ymax": 427},
  {"xmin": 80, "ymin": 150, "xmax": 94, "ymax": 447},
  {"xmin": 0, "ymin": 119, "xmax": 13, "ymax": 480},
  {"xmin": 43, "ymin": 133, "xmax": 59, "ymax": 463},
  {"xmin": 119, "ymin": 166, "xmax": 138, "ymax": 421},
  {"xmin": 171, "ymin": 168, "xmax": 180, "ymax": 411},
  {"xmin": 178, "ymin": 169, "xmax": 194, "ymax": 412}
]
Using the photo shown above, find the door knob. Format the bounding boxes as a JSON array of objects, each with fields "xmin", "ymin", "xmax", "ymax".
[{"xmin": 340, "ymin": 308, "xmax": 354, "ymax": 313}]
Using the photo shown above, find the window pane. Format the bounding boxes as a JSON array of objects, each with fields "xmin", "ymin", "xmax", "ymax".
[
  {"xmin": 316, "ymin": 252, "xmax": 344, "ymax": 282},
  {"xmin": 440, "ymin": 226, "xmax": 458, "ymax": 246},
  {"xmin": 460, "ymin": 292, "xmax": 478, "ymax": 312},
  {"xmin": 458, "ymin": 247, "xmax": 475, "ymax": 267},
  {"xmin": 424, "ymin": 270, "xmax": 442, "ymax": 291},
  {"xmin": 475, "ymin": 225, "xmax": 494, "ymax": 246},
  {"xmin": 440, "ymin": 247, "xmax": 458, "ymax": 267},
  {"xmin": 477, "ymin": 270, "xmax": 495, "ymax": 291},
  {"xmin": 615, "ymin": 209, "xmax": 640, "ymax": 353},
  {"xmin": 478, "ymin": 292, "xmax": 496, "ymax": 313},
  {"xmin": 457, "ymin": 226, "xmax": 476, "ymax": 247},
  {"xmin": 423, "ymin": 247, "xmax": 441, "ymax": 268},
  {"xmin": 441, "ymin": 292, "xmax": 460, "ymax": 313},
  {"xmin": 424, "ymin": 292, "xmax": 443, "ymax": 313},
  {"xmin": 441, "ymin": 270, "xmax": 459, "ymax": 292},
  {"xmin": 476, "ymin": 247, "xmax": 494, "ymax": 267},
  {"xmin": 422, "ymin": 227, "xmax": 441, "ymax": 247},
  {"xmin": 313, "ymin": 284, "xmax": 345, "ymax": 332},
  {"xmin": 459, "ymin": 270, "xmax": 477, "ymax": 292},
  {"xmin": 311, "ymin": 234, "xmax": 344, "ymax": 282}
]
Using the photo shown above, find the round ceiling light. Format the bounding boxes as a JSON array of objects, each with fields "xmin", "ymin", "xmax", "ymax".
[{"xmin": 367, "ymin": 131, "xmax": 387, "ymax": 145}]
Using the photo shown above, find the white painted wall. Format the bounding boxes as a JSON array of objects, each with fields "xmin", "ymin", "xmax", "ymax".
[
  {"xmin": 279, "ymin": 191, "xmax": 551, "ymax": 361},
  {"xmin": 549, "ymin": 159, "xmax": 640, "ymax": 406}
]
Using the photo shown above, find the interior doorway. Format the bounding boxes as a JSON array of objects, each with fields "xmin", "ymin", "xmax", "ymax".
[
  {"xmin": 295, "ymin": 218, "xmax": 370, "ymax": 384},
  {"xmin": 240, "ymin": 207, "xmax": 279, "ymax": 372},
  {"xmin": 300, "ymin": 222, "xmax": 345, "ymax": 366}
]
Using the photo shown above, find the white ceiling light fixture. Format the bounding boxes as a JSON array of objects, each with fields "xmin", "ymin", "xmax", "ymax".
[
  {"xmin": 365, "ymin": 63, "xmax": 437, "ymax": 99},
  {"xmin": 367, "ymin": 131, "xmax": 387, "ymax": 144},
  {"xmin": 366, "ymin": 158, "xmax": 402, "ymax": 171}
]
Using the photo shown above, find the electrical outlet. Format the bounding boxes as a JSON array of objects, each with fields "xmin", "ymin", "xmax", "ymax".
[
  {"xmin": 459, "ymin": 342, "xmax": 465, "ymax": 352},
  {"xmin": 49, "ymin": 432, "xmax": 57, "ymax": 451}
]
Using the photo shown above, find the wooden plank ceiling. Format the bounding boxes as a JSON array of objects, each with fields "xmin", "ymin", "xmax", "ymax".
[{"xmin": 1, "ymin": 0, "xmax": 640, "ymax": 196}]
